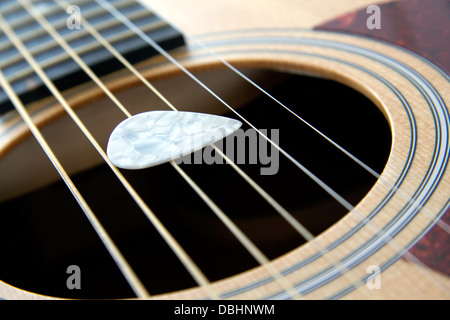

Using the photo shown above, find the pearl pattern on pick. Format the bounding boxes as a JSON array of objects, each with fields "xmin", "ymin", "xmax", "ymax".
[{"xmin": 107, "ymin": 110, "xmax": 242, "ymax": 169}]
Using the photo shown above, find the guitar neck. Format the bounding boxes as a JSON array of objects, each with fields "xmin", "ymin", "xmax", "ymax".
[{"xmin": 0, "ymin": 0, "xmax": 184, "ymax": 114}]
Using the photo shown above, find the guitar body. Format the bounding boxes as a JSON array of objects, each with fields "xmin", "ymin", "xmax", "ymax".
[{"xmin": 0, "ymin": 0, "xmax": 449, "ymax": 299}]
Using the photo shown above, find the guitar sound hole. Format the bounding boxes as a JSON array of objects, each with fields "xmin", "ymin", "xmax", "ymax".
[{"xmin": 0, "ymin": 69, "xmax": 391, "ymax": 299}]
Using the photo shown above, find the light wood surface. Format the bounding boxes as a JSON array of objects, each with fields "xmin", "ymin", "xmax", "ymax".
[
  {"xmin": 143, "ymin": 0, "xmax": 392, "ymax": 35},
  {"xmin": 0, "ymin": 0, "xmax": 448, "ymax": 300}
]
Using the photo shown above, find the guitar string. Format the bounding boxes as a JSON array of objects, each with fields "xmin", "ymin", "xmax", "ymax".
[
  {"xmin": 172, "ymin": 35, "xmax": 450, "ymax": 290},
  {"xmin": 0, "ymin": 0, "xmax": 148, "ymax": 64},
  {"xmin": 172, "ymin": 31, "xmax": 450, "ymax": 236},
  {"xmin": 94, "ymin": 0, "xmax": 450, "ymax": 295},
  {"xmin": 52, "ymin": 0, "xmax": 384, "ymax": 299},
  {"xmin": 130, "ymin": 0, "xmax": 450, "ymax": 237},
  {"xmin": 15, "ymin": 0, "xmax": 378, "ymax": 300},
  {"xmin": 7, "ymin": 0, "xmax": 442, "ymax": 302},
  {"xmin": 7, "ymin": 1, "xmax": 446, "ymax": 298},
  {"xmin": 28, "ymin": 0, "xmax": 341, "ymax": 300},
  {"xmin": 2, "ymin": 21, "xmax": 166, "ymax": 84},
  {"xmin": 22, "ymin": 0, "xmax": 448, "ymax": 300},
  {"xmin": 57, "ymin": 0, "xmax": 447, "ymax": 298},
  {"xmin": 7, "ymin": 0, "xmax": 447, "ymax": 236},
  {"xmin": 13, "ymin": 0, "xmax": 307, "ymax": 300},
  {"xmin": 0, "ymin": 68, "xmax": 150, "ymax": 299},
  {"xmin": 0, "ymin": 6, "xmax": 220, "ymax": 301}
]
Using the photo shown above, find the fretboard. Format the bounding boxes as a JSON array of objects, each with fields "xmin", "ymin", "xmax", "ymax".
[{"xmin": 0, "ymin": 0, "xmax": 185, "ymax": 114}]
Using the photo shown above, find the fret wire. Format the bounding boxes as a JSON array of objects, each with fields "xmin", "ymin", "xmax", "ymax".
[
  {"xmin": 0, "ymin": 0, "xmax": 62, "ymax": 17},
  {"xmin": 5, "ymin": 0, "xmax": 220, "ymax": 300},
  {"xmin": 0, "ymin": 0, "xmax": 134, "ymax": 64},
  {"xmin": 1, "ymin": 0, "xmax": 111, "ymax": 33},
  {"xmin": 0, "ymin": 2, "xmax": 23, "ymax": 15},
  {"xmin": 3, "ymin": 21, "xmax": 165, "ymax": 84},
  {"xmin": 54, "ymin": 0, "xmax": 379, "ymax": 299},
  {"xmin": 0, "ymin": 8, "xmax": 155, "ymax": 70},
  {"xmin": 95, "ymin": 0, "xmax": 450, "ymax": 296},
  {"xmin": 0, "ymin": 0, "xmax": 79, "ymax": 38},
  {"xmin": 0, "ymin": 66, "xmax": 150, "ymax": 300}
]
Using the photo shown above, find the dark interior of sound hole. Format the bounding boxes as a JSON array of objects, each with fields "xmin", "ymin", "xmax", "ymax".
[{"xmin": 0, "ymin": 69, "xmax": 391, "ymax": 299}]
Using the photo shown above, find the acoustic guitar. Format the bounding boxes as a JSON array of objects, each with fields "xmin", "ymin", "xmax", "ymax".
[{"xmin": 0, "ymin": 0, "xmax": 448, "ymax": 300}]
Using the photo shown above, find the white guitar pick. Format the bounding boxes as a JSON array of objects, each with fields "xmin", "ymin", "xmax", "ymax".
[{"xmin": 107, "ymin": 110, "xmax": 242, "ymax": 169}]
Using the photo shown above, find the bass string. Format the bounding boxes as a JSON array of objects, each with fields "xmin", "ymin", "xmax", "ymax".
[
  {"xmin": 17, "ymin": 0, "xmax": 450, "ymax": 298},
  {"xmin": 9, "ymin": 0, "xmax": 376, "ymax": 300},
  {"xmin": 0, "ymin": 64, "xmax": 150, "ymax": 299},
  {"xmin": 23, "ymin": 0, "xmax": 330, "ymax": 301},
  {"xmin": 140, "ymin": 0, "xmax": 450, "ymax": 237},
  {"xmin": 6, "ymin": 0, "xmax": 449, "ymax": 238},
  {"xmin": 59, "ymin": 0, "xmax": 446, "ymax": 298},
  {"xmin": 93, "ymin": 0, "xmax": 450, "ymax": 293},
  {"xmin": 3, "ymin": 0, "xmax": 442, "ymax": 298},
  {"xmin": 52, "ymin": 0, "xmax": 384, "ymax": 299},
  {"xmin": 13, "ymin": 0, "xmax": 307, "ymax": 300},
  {"xmin": 0, "ymin": 2, "xmax": 219, "ymax": 301},
  {"xmin": 180, "ymin": 29, "xmax": 450, "ymax": 236}
]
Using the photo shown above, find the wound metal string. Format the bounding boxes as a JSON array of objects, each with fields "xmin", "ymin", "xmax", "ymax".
[
  {"xmin": 94, "ymin": 0, "xmax": 450, "ymax": 297},
  {"xmin": 7, "ymin": 0, "xmax": 219, "ymax": 300},
  {"xmin": 0, "ymin": 61, "xmax": 150, "ymax": 300}
]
